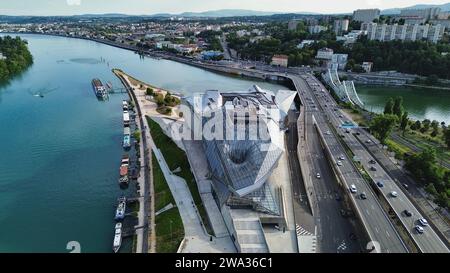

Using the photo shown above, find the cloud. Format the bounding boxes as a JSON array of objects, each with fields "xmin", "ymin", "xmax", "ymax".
[{"xmin": 66, "ymin": 0, "xmax": 81, "ymax": 6}]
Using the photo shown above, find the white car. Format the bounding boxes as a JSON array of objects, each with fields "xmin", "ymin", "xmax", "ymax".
[
  {"xmin": 337, "ymin": 161, "xmax": 343, "ymax": 166},
  {"xmin": 349, "ymin": 184, "xmax": 357, "ymax": 193},
  {"xmin": 390, "ymin": 191, "xmax": 398, "ymax": 197},
  {"xmin": 339, "ymin": 155, "xmax": 345, "ymax": 160},
  {"xmin": 326, "ymin": 131, "xmax": 331, "ymax": 135},
  {"xmin": 419, "ymin": 218, "xmax": 429, "ymax": 227},
  {"xmin": 316, "ymin": 173, "xmax": 321, "ymax": 179},
  {"xmin": 415, "ymin": 225, "xmax": 424, "ymax": 234},
  {"xmin": 365, "ymin": 139, "xmax": 372, "ymax": 144}
]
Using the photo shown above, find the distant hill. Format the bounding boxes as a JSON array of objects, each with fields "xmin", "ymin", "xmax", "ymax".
[
  {"xmin": 150, "ymin": 9, "xmax": 318, "ymax": 18},
  {"xmin": 382, "ymin": 2, "xmax": 450, "ymax": 15}
]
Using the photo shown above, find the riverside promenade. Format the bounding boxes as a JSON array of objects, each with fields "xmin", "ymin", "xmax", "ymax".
[{"xmin": 114, "ymin": 69, "xmax": 155, "ymax": 253}]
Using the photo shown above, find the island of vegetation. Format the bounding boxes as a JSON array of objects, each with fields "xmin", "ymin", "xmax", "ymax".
[{"xmin": 0, "ymin": 36, "xmax": 33, "ymax": 81}]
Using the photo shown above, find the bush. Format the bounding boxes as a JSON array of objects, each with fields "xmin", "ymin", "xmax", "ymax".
[{"xmin": 146, "ymin": 87, "xmax": 154, "ymax": 96}]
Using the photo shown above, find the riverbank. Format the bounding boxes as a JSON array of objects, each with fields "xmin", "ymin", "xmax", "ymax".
[
  {"xmin": 113, "ymin": 68, "xmax": 155, "ymax": 253},
  {"xmin": 113, "ymin": 69, "xmax": 182, "ymax": 119}
]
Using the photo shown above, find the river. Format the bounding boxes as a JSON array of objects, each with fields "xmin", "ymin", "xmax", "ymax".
[
  {"xmin": 356, "ymin": 85, "xmax": 450, "ymax": 125},
  {"xmin": 0, "ymin": 34, "xmax": 285, "ymax": 253}
]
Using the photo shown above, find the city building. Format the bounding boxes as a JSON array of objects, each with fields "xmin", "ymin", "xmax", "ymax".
[
  {"xmin": 316, "ymin": 48, "xmax": 334, "ymax": 60},
  {"xmin": 201, "ymin": 50, "xmax": 224, "ymax": 60},
  {"xmin": 353, "ymin": 9, "xmax": 381, "ymax": 23},
  {"xmin": 330, "ymin": 54, "xmax": 348, "ymax": 70},
  {"xmin": 399, "ymin": 7, "xmax": 441, "ymax": 21},
  {"xmin": 333, "ymin": 19, "xmax": 349, "ymax": 35},
  {"xmin": 364, "ymin": 22, "xmax": 446, "ymax": 43},
  {"xmin": 336, "ymin": 30, "xmax": 365, "ymax": 45},
  {"xmin": 362, "ymin": 62, "xmax": 373, "ymax": 73},
  {"xmin": 297, "ymin": 39, "xmax": 316, "ymax": 49},
  {"xmin": 288, "ymin": 20, "xmax": 300, "ymax": 31},
  {"xmin": 183, "ymin": 86, "xmax": 297, "ymax": 253},
  {"xmin": 308, "ymin": 25, "xmax": 328, "ymax": 34},
  {"xmin": 429, "ymin": 19, "xmax": 450, "ymax": 29},
  {"xmin": 271, "ymin": 54, "xmax": 289, "ymax": 67},
  {"xmin": 156, "ymin": 41, "xmax": 172, "ymax": 49}
]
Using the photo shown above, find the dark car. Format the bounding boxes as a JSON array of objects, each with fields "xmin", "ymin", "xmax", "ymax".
[
  {"xmin": 376, "ymin": 181, "xmax": 384, "ymax": 188},
  {"xmin": 360, "ymin": 192, "xmax": 367, "ymax": 200},
  {"xmin": 369, "ymin": 160, "xmax": 376, "ymax": 164},
  {"xmin": 370, "ymin": 166, "xmax": 377, "ymax": 171},
  {"xmin": 404, "ymin": 210, "xmax": 413, "ymax": 217}
]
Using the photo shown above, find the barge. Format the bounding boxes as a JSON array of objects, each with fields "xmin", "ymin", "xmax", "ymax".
[{"xmin": 91, "ymin": 78, "xmax": 108, "ymax": 99}]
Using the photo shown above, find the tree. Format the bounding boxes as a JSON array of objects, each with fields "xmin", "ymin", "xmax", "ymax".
[
  {"xmin": 411, "ymin": 120, "xmax": 421, "ymax": 131},
  {"xmin": 431, "ymin": 120, "xmax": 439, "ymax": 131},
  {"xmin": 400, "ymin": 112, "xmax": 409, "ymax": 136},
  {"xmin": 146, "ymin": 87, "xmax": 154, "ymax": 96},
  {"xmin": 425, "ymin": 183, "xmax": 438, "ymax": 196},
  {"xmin": 133, "ymin": 130, "xmax": 141, "ymax": 143},
  {"xmin": 444, "ymin": 127, "xmax": 450, "ymax": 149},
  {"xmin": 422, "ymin": 119, "xmax": 431, "ymax": 132},
  {"xmin": 393, "ymin": 96, "xmax": 404, "ymax": 119},
  {"xmin": 384, "ymin": 97, "xmax": 394, "ymax": 115},
  {"xmin": 370, "ymin": 114, "xmax": 398, "ymax": 144}
]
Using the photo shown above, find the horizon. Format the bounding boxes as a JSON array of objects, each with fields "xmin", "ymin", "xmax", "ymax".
[{"xmin": 0, "ymin": 0, "xmax": 449, "ymax": 17}]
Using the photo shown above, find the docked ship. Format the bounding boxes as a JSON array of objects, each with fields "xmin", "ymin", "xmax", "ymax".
[
  {"xmin": 91, "ymin": 78, "xmax": 108, "ymax": 99},
  {"xmin": 123, "ymin": 127, "xmax": 131, "ymax": 150},
  {"xmin": 113, "ymin": 222, "xmax": 122, "ymax": 253},
  {"xmin": 115, "ymin": 196, "xmax": 127, "ymax": 221},
  {"xmin": 119, "ymin": 155, "xmax": 130, "ymax": 185}
]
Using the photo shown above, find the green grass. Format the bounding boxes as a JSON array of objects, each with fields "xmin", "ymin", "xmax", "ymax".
[
  {"xmin": 153, "ymin": 152, "xmax": 175, "ymax": 211},
  {"xmin": 385, "ymin": 139, "xmax": 411, "ymax": 160},
  {"xmin": 152, "ymin": 152, "xmax": 184, "ymax": 253},
  {"xmin": 155, "ymin": 208, "xmax": 184, "ymax": 253},
  {"xmin": 146, "ymin": 116, "xmax": 213, "ymax": 234}
]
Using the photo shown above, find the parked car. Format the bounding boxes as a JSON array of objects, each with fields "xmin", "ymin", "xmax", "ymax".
[
  {"xmin": 360, "ymin": 192, "xmax": 367, "ymax": 199},
  {"xmin": 337, "ymin": 161, "xmax": 343, "ymax": 166},
  {"xmin": 370, "ymin": 166, "xmax": 377, "ymax": 171},
  {"xmin": 376, "ymin": 181, "xmax": 384, "ymax": 188},
  {"xmin": 390, "ymin": 191, "xmax": 398, "ymax": 197},
  {"xmin": 350, "ymin": 184, "xmax": 357, "ymax": 193},
  {"xmin": 369, "ymin": 160, "xmax": 376, "ymax": 164},
  {"xmin": 316, "ymin": 173, "xmax": 321, "ymax": 179}
]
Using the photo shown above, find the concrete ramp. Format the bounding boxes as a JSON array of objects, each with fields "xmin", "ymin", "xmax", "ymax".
[{"xmin": 233, "ymin": 218, "xmax": 269, "ymax": 253}]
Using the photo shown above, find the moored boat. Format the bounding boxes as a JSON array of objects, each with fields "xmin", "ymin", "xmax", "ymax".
[
  {"xmin": 113, "ymin": 222, "xmax": 122, "ymax": 253},
  {"xmin": 91, "ymin": 78, "xmax": 108, "ymax": 99},
  {"xmin": 115, "ymin": 196, "xmax": 126, "ymax": 221}
]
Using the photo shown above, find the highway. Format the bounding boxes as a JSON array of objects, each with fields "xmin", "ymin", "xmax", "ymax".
[
  {"xmin": 304, "ymin": 74, "xmax": 449, "ymax": 253},
  {"xmin": 292, "ymin": 106, "xmax": 361, "ymax": 253},
  {"xmin": 292, "ymin": 75, "xmax": 408, "ymax": 253}
]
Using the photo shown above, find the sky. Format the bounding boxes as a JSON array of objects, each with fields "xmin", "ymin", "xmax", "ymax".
[{"xmin": 0, "ymin": 0, "xmax": 449, "ymax": 16}]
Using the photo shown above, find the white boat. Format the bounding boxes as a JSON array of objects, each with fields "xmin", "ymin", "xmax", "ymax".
[
  {"xmin": 113, "ymin": 223, "xmax": 122, "ymax": 253},
  {"xmin": 115, "ymin": 197, "xmax": 126, "ymax": 221}
]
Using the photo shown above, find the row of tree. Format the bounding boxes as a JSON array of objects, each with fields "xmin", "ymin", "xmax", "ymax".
[
  {"xmin": 371, "ymin": 96, "xmax": 450, "ymax": 209},
  {"xmin": 345, "ymin": 37, "xmax": 450, "ymax": 79},
  {"xmin": 405, "ymin": 148, "xmax": 450, "ymax": 209},
  {"xmin": 0, "ymin": 36, "xmax": 33, "ymax": 81}
]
